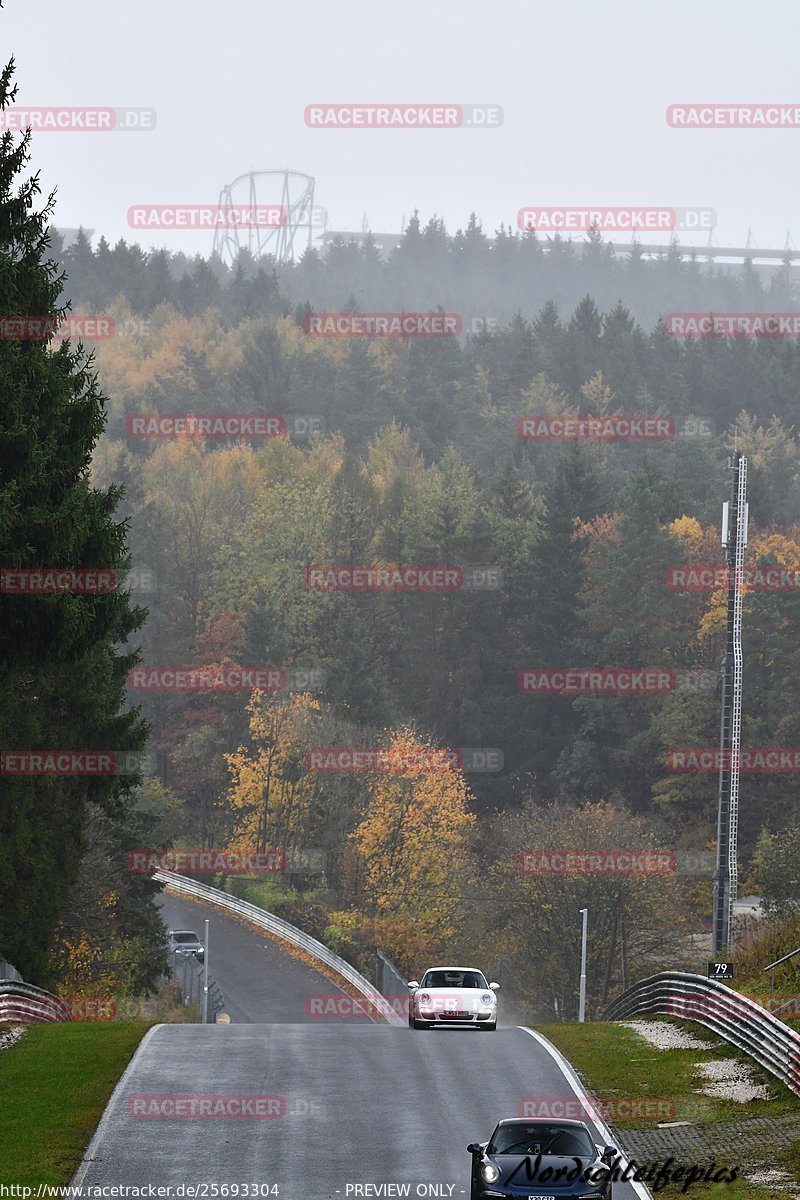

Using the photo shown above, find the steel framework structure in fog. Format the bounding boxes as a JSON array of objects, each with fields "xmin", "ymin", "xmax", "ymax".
[{"xmin": 211, "ymin": 170, "xmax": 316, "ymax": 265}]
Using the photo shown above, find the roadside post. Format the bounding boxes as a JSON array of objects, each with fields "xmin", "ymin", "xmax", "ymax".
[{"xmin": 579, "ymin": 907, "xmax": 588, "ymax": 1022}]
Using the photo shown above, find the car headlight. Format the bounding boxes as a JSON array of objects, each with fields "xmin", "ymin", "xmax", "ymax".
[
  {"xmin": 418, "ymin": 992, "xmax": 431, "ymax": 1006},
  {"xmin": 481, "ymin": 993, "xmax": 494, "ymax": 1006},
  {"xmin": 480, "ymin": 1162, "xmax": 501, "ymax": 1184}
]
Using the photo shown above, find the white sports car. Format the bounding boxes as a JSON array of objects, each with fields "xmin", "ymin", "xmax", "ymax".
[{"xmin": 407, "ymin": 965, "xmax": 499, "ymax": 1030}]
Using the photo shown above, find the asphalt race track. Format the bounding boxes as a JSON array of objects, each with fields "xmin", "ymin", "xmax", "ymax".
[
  {"xmin": 74, "ymin": 1022, "xmax": 647, "ymax": 1199},
  {"xmin": 72, "ymin": 894, "xmax": 648, "ymax": 1197},
  {"xmin": 158, "ymin": 891, "xmax": 359, "ymax": 1024}
]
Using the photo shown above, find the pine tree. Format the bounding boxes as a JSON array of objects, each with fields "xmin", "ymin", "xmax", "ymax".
[
  {"xmin": 0, "ymin": 58, "xmax": 148, "ymax": 980},
  {"xmin": 521, "ymin": 447, "xmax": 607, "ymax": 790}
]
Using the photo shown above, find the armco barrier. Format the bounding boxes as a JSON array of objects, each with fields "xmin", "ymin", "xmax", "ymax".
[
  {"xmin": 155, "ymin": 870, "xmax": 404, "ymax": 1024},
  {"xmin": 170, "ymin": 950, "xmax": 225, "ymax": 1021},
  {"xmin": 0, "ymin": 980, "xmax": 71, "ymax": 1023},
  {"xmin": 604, "ymin": 971, "xmax": 800, "ymax": 1096},
  {"xmin": 377, "ymin": 947, "xmax": 408, "ymax": 999}
]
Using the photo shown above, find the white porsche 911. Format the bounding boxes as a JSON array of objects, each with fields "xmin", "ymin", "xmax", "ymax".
[{"xmin": 407, "ymin": 965, "xmax": 499, "ymax": 1030}]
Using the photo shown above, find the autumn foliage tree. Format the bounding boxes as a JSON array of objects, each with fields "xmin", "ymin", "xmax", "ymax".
[
  {"xmin": 339, "ymin": 728, "xmax": 477, "ymax": 970},
  {"xmin": 225, "ymin": 690, "xmax": 324, "ymax": 858}
]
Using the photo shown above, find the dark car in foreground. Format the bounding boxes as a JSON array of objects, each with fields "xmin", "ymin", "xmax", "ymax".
[{"xmin": 467, "ymin": 1118, "xmax": 616, "ymax": 1200}]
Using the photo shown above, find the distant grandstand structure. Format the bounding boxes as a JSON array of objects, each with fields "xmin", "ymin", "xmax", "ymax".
[{"xmin": 314, "ymin": 228, "xmax": 800, "ymax": 269}]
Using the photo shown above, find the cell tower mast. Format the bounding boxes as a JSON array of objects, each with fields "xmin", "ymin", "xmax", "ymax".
[{"xmin": 711, "ymin": 451, "xmax": 748, "ymax": 954}]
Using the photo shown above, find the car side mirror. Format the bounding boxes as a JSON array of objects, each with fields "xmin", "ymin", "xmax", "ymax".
[
  {"xmin": 489, "ymin": 982, "xmax": 499, "ymax": 990},
  {"xmin": 467, "ymin": 1143, "xmax": 481, "ymax": 1155},
  {"xmin": 602, "ymin": 1146, "xmax": 617, "ymax": 1160},
  {"xmin": 408, "ymin": 980, "xmax": 420, "ymax": 990}
]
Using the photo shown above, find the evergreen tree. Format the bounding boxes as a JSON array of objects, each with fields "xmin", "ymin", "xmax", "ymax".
[
  {"xmin": 0, "ymin": 58, "xmax": 149, "ymax": 980},
  {"xmin": 521, "ymin": 446, "xmax": 606, "ymax": 790}
]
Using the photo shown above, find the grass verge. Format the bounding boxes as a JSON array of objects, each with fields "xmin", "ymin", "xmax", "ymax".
[
  {"xmin": 535, "ymin": 1019, "xmax": 800, "ymax": 1200},
  {"xmin": 0, "ymin": 1021, "xmax": 154, "ymax": 1185}
]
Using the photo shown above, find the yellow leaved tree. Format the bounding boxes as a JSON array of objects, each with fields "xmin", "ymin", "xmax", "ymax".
[
  {"xmin": 339, "ymin": 727, "xmax": 477, "ymax": 970},
  {"xmin": 225, "ymin": 690, "xmax": 322, "ymax": 859}
]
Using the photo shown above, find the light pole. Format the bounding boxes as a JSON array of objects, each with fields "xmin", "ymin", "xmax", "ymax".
[
  {"xmin": 578, "ymin": 907, "xmax": 588, "ymax": 1023},
  {"xmin": 712, "ymin": 453, "xmax": 748, "ymax": 954},
  {"xmin": 201, "ymin": 918, "xmax": 210, "ymax": 1023}
]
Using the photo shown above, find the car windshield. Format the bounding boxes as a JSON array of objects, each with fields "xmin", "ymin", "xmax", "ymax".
[
  {"xmin": 489, "ymin": 1123, "xmax": 595, "ymax": 1157},
  {"xmin": 172, "ymin": 932, "xmax": 200, "ymax": 943},
  {"xmin": 421, "ymin": 969, "xmax": 487, "ymax": 989}
]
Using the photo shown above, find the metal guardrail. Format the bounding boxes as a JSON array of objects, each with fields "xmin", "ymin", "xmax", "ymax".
[
  {"xmin": 764, "ymin": 944, "xmax": 800, "ymax": 1012},
  {"xmin": 170, "ymin": 951, "xmax": 225, "ymax": 1021},
  {"xmin": 0, "ymin": 960, "xmax": 23, "ymax": 983},
  {"xmin": 156, "ymin": 870, "xmax": 404, "ymax": 1024},
  {"xmin": 376, "ymin": 948, "xmax": 409, "ymax": 1018},
  {"xmin": 604, "ymin": 971, "xmax": 800, "ymax": 1096},
  {"xmin": 0, "ymin": 980, "xmax": 71, "ymax": 1023}
]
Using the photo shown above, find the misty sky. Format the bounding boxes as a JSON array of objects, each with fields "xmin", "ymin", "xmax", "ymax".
[{"xmin": 5, "ymin": 0, "xmax": 799, "ymax": 258}]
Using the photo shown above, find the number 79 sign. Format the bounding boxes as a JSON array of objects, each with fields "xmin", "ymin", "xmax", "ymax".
[{"xmin": 707, "ymin": 961, "xmax": 734, "ymax": 979}]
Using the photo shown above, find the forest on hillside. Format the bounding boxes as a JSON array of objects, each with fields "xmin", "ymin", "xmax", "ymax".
[{"xmin": 7, "ymin": 207, "xmax": 800, "ymax": 1016}]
